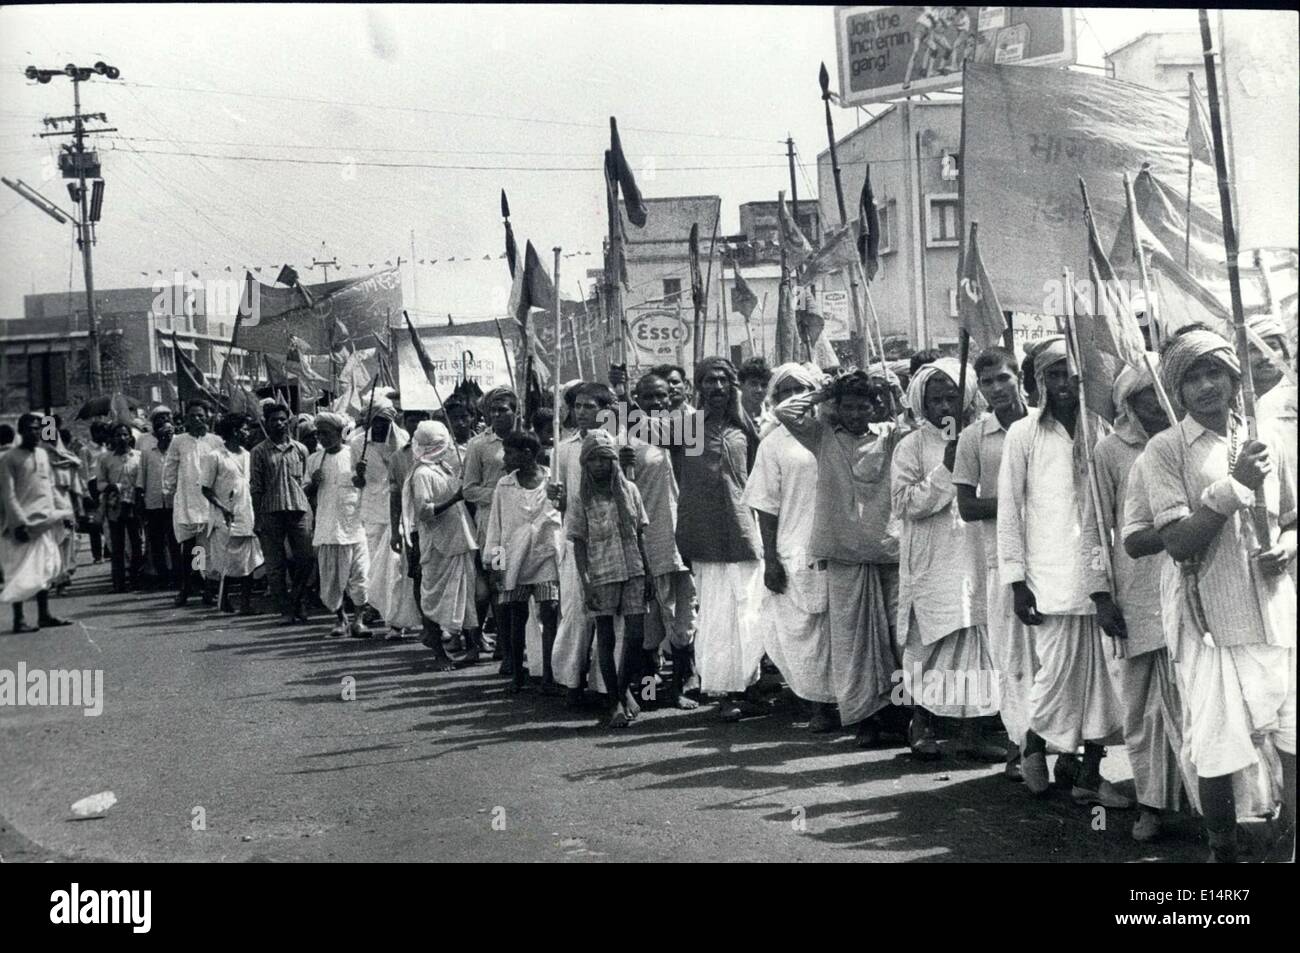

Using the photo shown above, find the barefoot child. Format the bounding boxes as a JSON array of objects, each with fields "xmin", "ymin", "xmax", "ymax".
[
  {"xmin": 485, "ymin": 430, "xmax": 562, "ymax": 693},
  {"xmin": 568, "ymin": 430, "xmax": 653, "ymax": 728}
]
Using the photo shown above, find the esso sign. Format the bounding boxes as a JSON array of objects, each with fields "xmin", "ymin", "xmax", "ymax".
[{"xmin": 629, "ymin": 310, "xmax": 690, "ymax": 357}]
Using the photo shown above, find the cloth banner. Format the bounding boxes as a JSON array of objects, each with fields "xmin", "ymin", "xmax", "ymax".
[{"xmin": 236, "ymin": 268, "xmax": 402, "ymax": 354}]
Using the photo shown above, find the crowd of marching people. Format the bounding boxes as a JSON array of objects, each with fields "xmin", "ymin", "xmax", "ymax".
[{"xmin": 0, "ymin": 311, "xmax": 1295, "ymax": 862}]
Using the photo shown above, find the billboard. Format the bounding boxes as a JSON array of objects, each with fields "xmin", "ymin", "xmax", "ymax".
[
  {"xmin": 627, "ymin": 306, "xmax": 691, "ymax": 372},
  {"xmin": 833, "ymin": 6, "xmax": 1075, "ymax": 105},
  {"xmin": 396, "ymin": 318, "xmax": 516, "ymax": 411}
]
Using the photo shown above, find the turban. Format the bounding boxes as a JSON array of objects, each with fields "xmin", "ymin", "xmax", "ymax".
[
  {"xmin": 479, "ymin": 385, "xmax": 518, "ymax": 416},
  {"xmin": 294, "ymin": 413, "xmax": 317, "ymax": 433},
  {"xmin": 1113, "ymin": 354, "xmax": 1160, "ymax": 441},
  {"xmin": 1161, "ymin": 327, "xmax": 1239, "ymax": 409},
  {"xmin": 766, "ymin": 362, "xmax": 820, "ymax": 404},
  {"xmin": 1247, "ymin": 312, "xmax": 1286, "ymax": 341},
  {"xmin": 313, "ymin": 411, "xmax": 350, "ymax": 434},
  {"xmin": 1032, "ymin": 336, "xmax": 1069, "ymax": 385},
  {"xmin": 149, "ymin": 405, "xmax": 173, "ymax": 422},
  {"xmin": 906, "ymin": 357, "xmax": 977, "ymax": 425},
  {"xmin": 411, "ymin": 420, "xmax": 454, "ymax": 466}
]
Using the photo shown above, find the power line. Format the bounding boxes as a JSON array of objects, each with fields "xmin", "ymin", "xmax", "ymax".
[
  {"xmin": 99, "ymin": 134, "xmax": 783, "ymax": 159},
  {"xmin": 105, "ymin": 146, "xmax": 797, "ymax": 172},
  {"xmin": 115, "ymin": 79, "xmax": 782, "ymax": 144}
]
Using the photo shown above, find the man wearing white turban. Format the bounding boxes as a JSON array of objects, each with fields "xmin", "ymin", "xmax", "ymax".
[
  {"xmin": 405, "ymin": 420, "xmax": 480, "ymax": 657},
  {"xmin": 305, "ymin": 412, "xmax": 369, "ymax": 638},
  {"xmin": 743, "ymin": 363, "xmax": 835, "ymax": 730},
  {"xmin": 997, "ymin": 336, "xmax": 1128, "ymax": 808},
  {"xmin": 893, "ymin": 357, "xmax": 1003, "ymax": 761}
]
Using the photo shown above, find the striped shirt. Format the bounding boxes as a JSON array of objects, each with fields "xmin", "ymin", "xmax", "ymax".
[
  {"xmin": 249, "ymin": 438, "xmax": 310, "ymax": 515},
  {"xmin": 1143, "ymin": 413, "xmax": 1296, "ymax": 649}
]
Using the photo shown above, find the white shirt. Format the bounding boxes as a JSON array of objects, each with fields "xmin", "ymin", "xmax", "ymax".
[
  {"xmin": 307, "ymin": 446, "xmax": 365, "ymax": 546},
  {"xmin": 163, "ymin": 433, "xmax": 223, "ymax": 527},
  {"xmin": 742, "ymin": 426, "xmax": 819, "ymax": 563},
  {"xmin": 997, "ymin": 409, "xmax": 1102, "ymax": 616},
  {"xmin": 893, "ymin": 422, "xmax": 985, "ymax": 643}
]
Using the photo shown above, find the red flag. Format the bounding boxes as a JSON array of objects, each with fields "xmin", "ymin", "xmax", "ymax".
[
  {"xmin": 172, "ymin": 331, "xmax": 219, "ymax": 407},
  {"xmin": 1186, "ymin": 73, "xmax": 1214, "ymax": 166},
  {"xmin": 777, "ymin": 190, "xmax": 813, "ymax": 270},
  {"xmin": 957, "ymin": 222, "xmax": 1008, "ymax": 350},
  {"xmin": 1080, "ymin": 177, "xmax": 1147, "ymax": 372}
]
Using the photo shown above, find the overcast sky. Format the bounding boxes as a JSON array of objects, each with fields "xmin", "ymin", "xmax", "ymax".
[{"xmin": 0, "ymin": 4, "xmax": 1203, "ymax": 320}]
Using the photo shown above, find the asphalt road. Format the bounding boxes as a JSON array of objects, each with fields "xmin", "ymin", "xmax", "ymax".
[{"xmin": 1, "ymin": 552, "xmax": 1209, "ymax": 863}]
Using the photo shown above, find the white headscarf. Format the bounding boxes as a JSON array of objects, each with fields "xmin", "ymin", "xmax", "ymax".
[
  {"xmin": 411, "ymin": 420, "xmax": 454, "ymax": 467},
  {"xmin": 906, "ymin": 357, "xmax": 976, "ymax": 426}
]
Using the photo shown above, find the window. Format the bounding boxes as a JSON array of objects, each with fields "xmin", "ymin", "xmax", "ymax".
[
  {"xmin": 876, "ymin": 200, "xmax": 896, "ymax": 255},
  {"xmin": 157, "ymin": 342, "xmax": 175, "ymax": 374},
  {"xmin": 927, "ymin": 195, "xmax": 960, "ymax": 248},
  {"xmin": 27, "ymin": 352, "xmax": 67, "ymax": 410},
  {"xmin": 941, "ymin": 151, "xmax": 961, "ymax": 181},
  {"xmin": 663, "ymin": 278, "xmax": 682, "ymax": 306}
]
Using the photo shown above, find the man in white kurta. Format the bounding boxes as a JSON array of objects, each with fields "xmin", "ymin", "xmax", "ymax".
[
  {"xmin": 162, "ymin": 400, "xmax": 223, "ymax": 606},
  {"xmin": 894, "ymin": 359, "xmax": 1002, "ymax": 761},
  {"xmin": 997, "ymin": 337, "xmax": 1127, "ymax": 808},
  {"xmin": 348, "ymin": 400, "xmax": 411, "ymax": 634},
  {"xmin": 306, "ymin": 412, "xmax": 369, "ymax": 639},
  {"xmin": 1, "ymin": 413, "xmax": 73, "ymax": 631},
  {"xmin": 742, "ymin": 364, "xmax": 835, "ymax": 728},
  {"xmin": 953, "ymin": 346, "xmax": 1033, "ymax": 779}
]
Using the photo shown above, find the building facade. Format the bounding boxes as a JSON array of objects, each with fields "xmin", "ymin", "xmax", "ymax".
[
  {"xmin": 816, "ymin": 98, "xmax": 963, "ymax": 353},
  {"xmin": 4, "ymin": 282, "xmax": 256, "ymax": 418}
]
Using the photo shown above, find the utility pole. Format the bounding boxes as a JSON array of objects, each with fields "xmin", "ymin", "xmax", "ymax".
[
  {"xmin": 309, "ymin": 244, "xmax": 338, "ymax": 285},
  {"xmin": 25, "ymin": 61, "xmax": 120, "ymax": 393},
  {"xmin": 786, "ymin": 136, "xmax": 799, "ymax": 223}
]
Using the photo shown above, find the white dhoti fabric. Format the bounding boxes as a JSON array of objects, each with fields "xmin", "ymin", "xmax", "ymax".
[
  {"xmin": 828, "ymin": 561, "xmax": 898, "ymax": 726},
  {"xmin": 694, "ymin": 560, "xmax": 763, "ymax": 695},
  {"xmin": 758, "ymin": 561, "xmax": 834, "ymax": 705},
  {"xmin": 1180, "ymin": 638, "xmax": 1295, "ymax": 779},
  {"xmin": 1029, "ymin": 614, "xmax": 1124, "ymax": 752},
  {"xmin": 54, "ymin": 525, "xmax": 77, "ymax": 586},
  {"xmin": 1107, "ymin": 647, "xmax": 1185, "ymax": 811},
  {"xmin": 418, "ymin": 549, "xmax": 478, "ymax": 634},
  {"xmin": 317, "ymin": 541, "xmax": 369, "ymax": 614},
  {"xmin": 205, "ymin": 524, "xmax": 264, "ymax": 578},
  {"xmin": 0, "ymin": 525, "xmax": 67, "ymax": 604},
  {"xmin": 366, "ymin": 523, "xmax": 421, "ymax": 629},
  {"xmin": 902, "ymin": 616, "xmax": 1000, "ymax": 719},
  {"xmin": 987, "ymin": 573, "xmax": 1037, "ymax": 750}
]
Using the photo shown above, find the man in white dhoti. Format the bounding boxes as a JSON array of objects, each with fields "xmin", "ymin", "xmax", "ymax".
[
  {"xmin": 676, "ymin": 358, "xmax": 765, "ymax": 722},
  {"xmin": 997, "ymin": 336, "xmax": 1129, "ymax": 809},
  {"xmin": 776, "ymin": 370, "xmax": 902, "ymax": 746},
  {"xmin": 743, "ymin": 363, "xmax": 836, "ymax": 731},
  {"xmin": 955, "ymin": 346, "xmax": 1033, "ymax": 779},
  {"xmin": 162, "ymin": 400, "xmax": 223, "ymax": 608},
  {"xmin": 1142, "ymin": 325, "xmax": 1296, "ymax": 863},
  {"xmin": 348, "ymin": 398, "xmax": 411, "ymax": 637},
  {"xmin": 1083, "ymin": 358, "xmax": 1185, "ymax": 841},
  {"xmin": 406, "ymin": 420, "xmax": 480, "ymax": 664},
  {"xmin": 305, "ymin": 412, "xmax": 370, "ymax": 639},
  {"xmin": 894, "ymin": 358, "xmax": 1003, "ymax": 762},
  {"xmin": 0, "ymin": 413, "xmax": 73, "ymax": 632}
]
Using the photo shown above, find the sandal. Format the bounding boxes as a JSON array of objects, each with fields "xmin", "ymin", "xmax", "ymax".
[{"xmin": 608, "ymin": 709, "xmax": 631, "ymax": 729}]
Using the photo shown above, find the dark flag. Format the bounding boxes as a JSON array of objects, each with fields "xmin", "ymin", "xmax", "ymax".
[
  {"xmin": 858, "ymin": 163, "xmax": 880, "ymax": 281},
  {"xmin": 730, "ymin": 262, "xmax": 758, "ymax": 320},
  {"xmin": 1080, "ymin": 177, "xmax": 1147, "ymax": 372},
  {"xmin": 276, "ymin": 264, "xmax": 300, "ymax": 288},
  {"xmin": 689, "ymin": 223, "xmax": 705, "ymax": 315},
  {"xmin": 609, "ymin": 117, "xmax": 647, "ymax": 228},
  {"xmin": 172, "ymin": 331, "xmax": 218, "ymax": 407},
  {"xmin": 775, "ymin": 272, "xmax": 797, "ymax": 364},
  {"xmin": 502, "ymin": 189, "xmax": 518, "ymax": 278},
  {"xmin": 507, "ymin": 240, "xmax": 556, "ymax": 332}
]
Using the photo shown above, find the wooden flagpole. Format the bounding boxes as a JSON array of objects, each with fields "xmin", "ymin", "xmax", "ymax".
[
  {"xmin": 1061, "ymin": 267, "xmax": 1122, "ymax": 660},
  {"xmin": 1124, "ymin": 172, "xmax": 1163, "ymax": 350},
  {"xmin": 1198, "ymin": 8, "xmax": 1272, "ymax": 550},
  {"xmin": 553, "ymin": 247, "xmax": 563, "ymax": 448}
]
